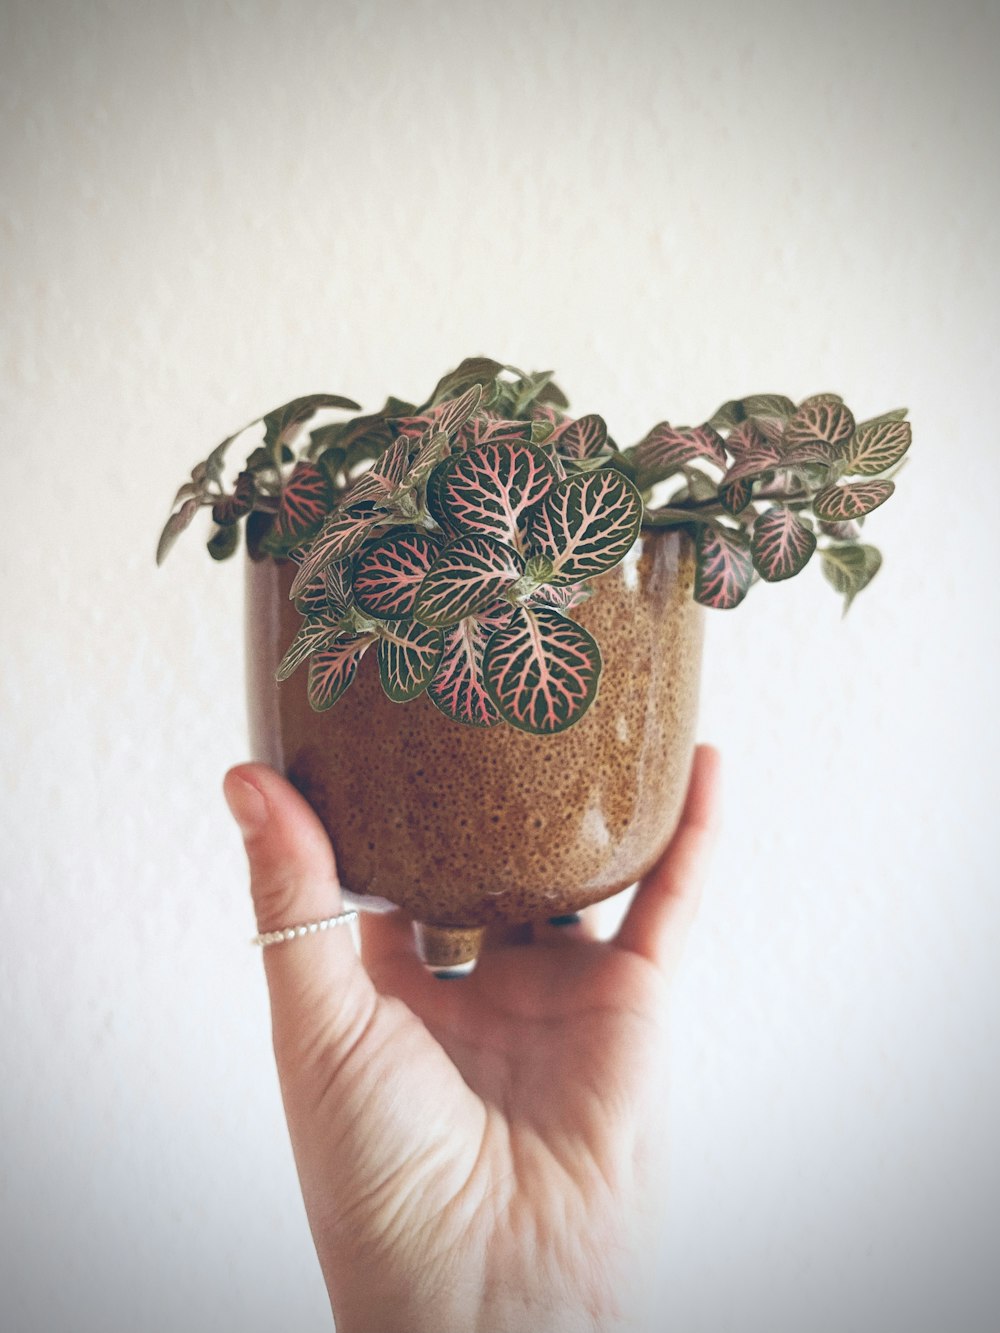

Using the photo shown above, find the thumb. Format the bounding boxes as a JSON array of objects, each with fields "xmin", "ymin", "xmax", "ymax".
[
  {"xmin": 615, "ymin": 744, "xmax": 721, "ymax": 981},
  {"xmin": 223, "ymin": 763, "xmax": 376, "ymax": 1076}
]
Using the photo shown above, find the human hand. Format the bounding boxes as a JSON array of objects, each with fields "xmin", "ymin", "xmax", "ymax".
[{"xmin": 223, "ymin": 745, "xmax": 720, "ymax": 1333}]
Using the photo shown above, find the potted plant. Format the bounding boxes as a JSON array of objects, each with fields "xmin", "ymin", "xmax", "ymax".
[{"xmin": 159, "ymin": 358, "xmax": 910, "ymax": 971}]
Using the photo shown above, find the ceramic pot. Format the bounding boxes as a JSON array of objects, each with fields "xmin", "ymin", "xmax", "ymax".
[{"xmin": 245, "ymin": 528, "xmax": 704, "ymax": 971}]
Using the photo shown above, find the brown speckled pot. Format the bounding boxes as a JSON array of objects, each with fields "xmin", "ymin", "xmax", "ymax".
[{"xmin": 245, "ymin": 529, "xmax": 703, "ymax": 969}]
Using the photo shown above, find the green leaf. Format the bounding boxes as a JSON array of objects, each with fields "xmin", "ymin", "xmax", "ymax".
[
  {"xmin": 750, "ymin": 505, "xmax": 817, "ymax": 582},
  {"xmin": 820, "ymin": 543, "xmax": 882, "ymax": 613},
  {"xmin": 422, "ymin": 357, "xmax": 505, "ymax": 410},
  {"xmin": 858, "ymin": 407, "xmax": 909, "ymax": 425},
  {"xmin": 708, "ymin": 394, "xmax": 796, "ymax": 430},
  {"xmin": 207, "ymin": 522, "xmax": 240, "ymax": 561},
  {"xmin": 262, "ymin": 394, "xmax": 362, "ymax": 464},
  {"xmin": 534, "ymin": 377, "xmax": 570, "ymax": 409},
  {"xmin": 818, "ymin": 518, "xmax": 862, "ymax": 541},
  {"xmin": 156, "ymin": 497, "xmax": 202, "ymax": 565},
  {"xmin": 378, "ymin": 395, "xmax": 418, "ymax": 417}
]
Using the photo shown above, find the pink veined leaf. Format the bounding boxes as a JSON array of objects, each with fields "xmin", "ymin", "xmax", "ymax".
[
  {"xmin": 432, "ymin": 383, "xmax": 485, "ymax": 439},
  {"xmin": 371, "ymin": 435, "xmax": 411, "ymax": 486},
  {"xmin": 393, "ymin": 413, "xmax": 440, "ymax": 442},
  {"xmin": 724, "ymin": 419, "xmax": 772, "ymax": 461},
  {"xmin": 632, "ymin": 422, "xmax": 725, "ymax": 485},
  {"xmin": 475, "ymin": 598, "xmax": 519, "ymax": 634},
  {"xmin": 812, "ymin": 479, "xmax": 895, "ymax": 522},
  {"xmin": 481, "ymin": 604, "xmax": 603, "ymax": 735},
  {"xmin": 275, "ymin": 613, "xmax": 344, "ymax": 683},
  {"xmin": 526, "ymin": 469, "xmax": 643, "ymax": 586},
  {"xmin": 414, "ymin": 534, "xmax": 524, "ymax": 628},
  {"xmin": 437, "ymin": 440, "xmax": 557, "ymax": 547},
  {"xmin": 530, "ymin": 402, "xmax": 564, "ymax": 426},
  {"xmin": 409, "ymin": 429, "xmax": 451, "ymax": 482},
  {"xmin": 353, "ymin": 529, "xmax": 442, "ymax": 620},
  {"xmin": 694, "ymin": 525, "xmax": 754, "ymax": 609},
  {"xmin": 427, "ymin": 617, "xmax": 504, "ymax": 727},
  {"xmin": 457, "ymin": 415, "xmax": 531, "ymax": 451},
  {"xmin": 783, "ymin": 399, "xmax": 855, "ymax": 456},
  {"xmin": 528, "ymin": 580, "xmax": 592, "ymax": 612},
  {"xmin": 395, "ymin": 386, "xmax": 485, "ymax": 446},
  {"xmin": 781, "ymin": 440, "xmax": 840, "ymax": 467},
  {"xmin": 752, "ymin": 416, "xmax": 785, "ymax": 447},
  {"xmin": 293, "ymin": 558, "xmax": 353, "ymax": 616},
  {"xmin": 307, "ymin": 635, "xmax": 375, "ymax": 712},
  {"xmin": 721, "ymin": 447, "xmax": 782, "ymax": 486},
  {"xmin": 425, "ymin": 456, "xmax": 463, "ymax": 539},
  {"xmin": 345, "ymin": 467, "xmax": 399, "ymax": 506},
  {"xmin": 843, "ymin": 419, "xmax": 912, "ymax": 476},
  {"xmin": 750, "ymin": 505, "xmax": 818, "ymax": 582},
  {"xmin": 690, "ymin": 423, "xmax": 727, "ymax": 464},
  {"xmin": 289, "ymin": 508, "xmax": 386, "ymax": 599},
  {"xmin": 324, "ymin": 558, "xmax": 354, "ymax": 615},
  {"xmin": 375, "ymin": 620, "xmax": 444, "ymax": 702},
  {"xmin": 552, "ymin": 413, "xmax": 609, "ymax": 460},
  {"xmin": 535, "ymin": 436, "xmax": 568, "ymax": 482},
  {"xmin": 719, "ymin": 476, "xmax": 754, "ymax": 515},
  {"xmin": 264, "ymin": 462, "xmax": 333, "ymax": 554},
  {"xmin": 212, "ymin": 471, "xmax": 255, "ymax": 526}
]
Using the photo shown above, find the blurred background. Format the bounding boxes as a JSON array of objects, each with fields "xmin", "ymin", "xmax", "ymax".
[{"xmin": 2, "ymin": 1, "xmax": 998, "ymax": 1329}]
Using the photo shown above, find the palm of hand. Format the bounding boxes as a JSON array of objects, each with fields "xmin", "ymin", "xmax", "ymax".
[
  {"xmin": 307, "ymin": 930, "xmax": 672, "ymax": 1329},
  {"xmin": 225, "ymin": 746, "xmax": 717, "ymax": 1332}
]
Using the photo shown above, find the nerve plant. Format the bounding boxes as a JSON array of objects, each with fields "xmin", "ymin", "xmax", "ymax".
[{"xmin": 158, "ymin": 358, "xmax": 910, "ymax": 734}]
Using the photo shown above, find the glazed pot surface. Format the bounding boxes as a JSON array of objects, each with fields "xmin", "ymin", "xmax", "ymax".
[{"xmin": 245, "ymin": 530, "xmax": 703, "ymax": 927}]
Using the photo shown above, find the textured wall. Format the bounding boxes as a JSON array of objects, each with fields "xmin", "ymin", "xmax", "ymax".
[{"xmin": 2, "ymin": 1, "xmax": 998, "ymax": 1330}]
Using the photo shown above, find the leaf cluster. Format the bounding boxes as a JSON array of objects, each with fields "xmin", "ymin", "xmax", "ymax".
[
  {"xmin": 628, "ymin": 393, "xmax": 909, "ymax": 612},
  {"xmin": 157, "ymin": 362, "xmax": 911, "ymax": 731}
]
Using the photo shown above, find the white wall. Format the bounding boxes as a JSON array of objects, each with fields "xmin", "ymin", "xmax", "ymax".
[{"xmin": 3, "ymin": 1, "xmax": 998, "ymax": 1330}]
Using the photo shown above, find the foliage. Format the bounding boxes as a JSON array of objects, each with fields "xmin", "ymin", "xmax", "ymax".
[{"xmin": 158, "ymin": 360, "xmax": 911, "ymax": 731}]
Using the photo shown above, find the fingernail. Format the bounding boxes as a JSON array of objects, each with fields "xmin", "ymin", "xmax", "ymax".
[
  {"xmin": 548, "ymin": 913, "xmax": 582, "ymax": 926},
  {"xmin": 225, "ymin": 774, "xmax": 267, "ymax": 836}
]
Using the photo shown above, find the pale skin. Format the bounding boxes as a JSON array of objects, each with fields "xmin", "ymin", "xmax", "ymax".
[{"xmin": 223, "ymin": 745, "xmax": 720, "ymax": 1333}]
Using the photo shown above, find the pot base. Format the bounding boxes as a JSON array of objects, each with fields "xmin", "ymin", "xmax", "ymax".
[{"xmin": 413, "ymin": 922, "xmax": 486, "ymax": 975}]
